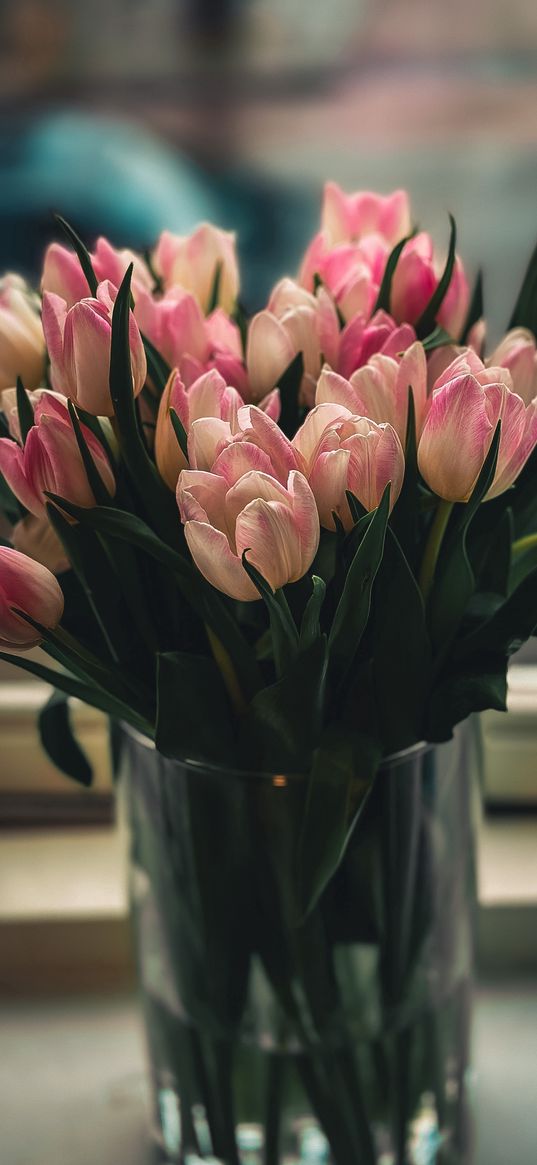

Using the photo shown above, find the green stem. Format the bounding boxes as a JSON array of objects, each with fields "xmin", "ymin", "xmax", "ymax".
[
  {"xmin": 511, "ymin": 532, "xmax": 537, "ymax": 558},
  {"xmin": 418, "ymin": 499, "xmax": 454, "ymax": 600}
]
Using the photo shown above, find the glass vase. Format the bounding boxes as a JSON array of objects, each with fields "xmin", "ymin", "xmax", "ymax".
[{"xmin": 118, "ymin": 721, "xmax": 479, "ymax": 1165}]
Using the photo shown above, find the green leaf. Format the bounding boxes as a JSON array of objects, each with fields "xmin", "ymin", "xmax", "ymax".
[
  {"xmin": 328, "ymin": 484, "xmax": 390, "ymax": 692},
  {"xmin": 461, "ymin": 269, "xmax": 484, "ymax": 343},
  {"xmin": 370, "ymin": 529, "xmax": 431, "ymax": 753},
  {"xmin": 345, "ymin": 490, "xmax": 366, "ymax": 526},
  {"xmin": 421, "ymin": 325, "xmax": 453, "ymax": 352},
  {"xmin": 156, "ymin": 651, "xmax": 236, "ymax": 763},
  {"xmin": 54, "ymin": 214, "xmax": 98, "ymax": 296},
  {"xmin": 297, "ymin": 725, "xmax": 381, "ymax": 917},
  {"xmin": 16, "ymin": 377, "xmax": 34, "ymax": 444},
  {"xmin": 415, "ymin": 214, "xmax": 457, "ymax": 338},
  {"xmin": 471, "ymin": 506, "xmax": 513, "ymax": 597},
  {"xmin": 427, "ymin": 659, "xmax": 507, "ymax": 742},
  {"xmin": 170, "ymin": 407, "xmax": 189, "ymax": 463},
  {"xmin": 67, "ymin": 400, "xmax": 112, "ymax": 505},
  {"xmin": 510, "ymin": 538, "xmax": 537, "ymax": 592},
  {"xmin": 38, "ymin": 689, "xmax": 93, "ymax": 786},
  {"xmin": 299, "ymin": 576, "xmax": 326, "ymax": 650},
  {"xmin": 508, "ymin": 238, "xmax": 537, "ymax": 334},
  {"xmin": 373, "ymin": 232, "xmax": 415, "ymax": 314},
  {"xmin": 454, "ymin": 564, "xmax": 537, "ymax": 660},
  {"xmin": 277, "ymin": 352, "xmax": 304, "ymax": 439},
  {"xmin": 142, "ymin": 334, "xmax": 171, "ymax": 393},
  {"xmin": 206, "ymin": 261, "xmax": 223, "ymax": 315},
  {"xmin": 391, "ymin": 388, "xmax": 418, "ymax": 565},
  {"xmin": 242, "ymin": 553, "xmax": 299, "ymax": 677},
  {"xmin": 240, "ymin": 635, "xmax": 327, "ymax": 773}
]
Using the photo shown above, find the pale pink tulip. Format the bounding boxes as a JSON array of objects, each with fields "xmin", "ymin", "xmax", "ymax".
[
  {"xmin": 0, "ymin": 392, "xmax": 115, "ymax": 517},
  {"xmin": 41, "ymin": 239, "xmax": 153, "ymax": 310},
  {"xmin": 391, "ymin": 233, "xmax": 469, "ymax": 338},
  {"xmin": 42, "ymin": 281, "xmax": 147, "ymax": 416},
  {"xmin": 487, "ymin": 328, "xmax": 537, "ymax": 406},
  {"xmin": 299, "ymin": 235, "xmax": 386, "ymax": 324},
  {"xmin": 1, "ymin": 387, "xmax": 66, "ymax": 442},
  {"xmin": 337, "ymin": 310, "xmax": 416, "ymax": 380},
  {"xmin": 153, "ymin": 224, "xmax": 240, "ymax": 314},
  {"xmin": 418, "ymin": 353, "xmax": 537, "ymax": 502},
  {"xmin": 0, "ymin": 545, "xmax": 64, "ymax": 651},
  {"xmin": 247, "ymin": 279, "xmax": 339, "ymax": 406},
  {"xmin": 177, "ymin": 467, "xmax": 319, "ymax": 601},
  {"xmin": 0, "ymin": 276, "xmax": 45, "ymax": 391},
  {"xmin": 155, "ymin": 369, "xmax": 243, "ymax": 489},
  {"xmin": 293, "ymin": 403, "xmax": 404, "ymax": 530},
  {"xmin": 321, "ymin": 183, "xmax": 411, "ymax": 247},
  {"xmin": 316, "ymin": 341, "xmax": 427, "ymax": 444},
  {"xmin": 188, "ymin": 403, "xmax": 301, "ymax": 487}
]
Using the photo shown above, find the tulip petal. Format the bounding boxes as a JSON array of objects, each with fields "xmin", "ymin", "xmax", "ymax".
[
  {"xmin": 246, "ymin": 312, "xmax": 294, "ymax": 401},
  {"xmin": 184, "ymin": 520, "xmax": 258, "ymax": 601},
  {"xmin": 235, "ymin": 498, "xmax": 303, "ymax": 589},
  {"xmin": 418, "ymin": 374, "xmax": 493, "ymax": 501}
]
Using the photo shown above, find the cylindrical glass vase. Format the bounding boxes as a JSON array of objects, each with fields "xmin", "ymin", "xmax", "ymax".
[{"xmin": 119, "ymin": 722, "xmax": 479, "ymax": 1165}]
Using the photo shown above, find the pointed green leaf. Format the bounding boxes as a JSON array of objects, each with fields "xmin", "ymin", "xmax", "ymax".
[
  {"xmin": 427, "ymin": 660, "xmax": 507, "ymax": 742},
  {"xmin": 373, "ymin": 232, "xmax": 415, "ymax": 314},
  {"xmin": 16, "ymin": 378, "xmax": 34, "ymax": 444},
  {"xmin": 142, "ymin": 333, "xmax": 171, "ymax": 393},
  {"xmin": 38, "ymin": 689, "xmax": 93, "ymax": 786},
  {"xmin": 242, "ymin": 553, "xmax": 299, "ymax": 677},
  {"xmin": 54, "ymin": 214, "xmax": 98, "ymax": 296},
  {"xmin": 421, "ymin": 325, "xmax": 453, "ymax": 352},
  {"xmin": 170, "ymin": 407, "xmax": 189, "ymax": 462},
  {"xmin": 299, "ymin": 576, "xmax": 326, "ymax": 649},
  {"xmin": 277, "ymin": 352, "xmax": 304, "ymax": 439},
  {"xmin": 415, "ymin": 215, "xmax": 457, "ymax": 338},
  {"xmin": 240, "ymin": 635, "xmax": 327, "ymax": 772},
  {"xmin": 67, "ymin": 400, "xmax": 112, "ymax": 505},
  {"xmin": 206, "ymin": 261, "xmax": 223, "ymax": 315},
  {"xmin": 508, "ymin": 238, "xmax": 537, "ymax": 334}
]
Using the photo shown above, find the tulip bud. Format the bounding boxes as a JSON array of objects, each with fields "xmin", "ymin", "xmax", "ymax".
[
  {"xmin": 487, "ymin": 328, "xmax": 537, "ymax": 406},
  {"xmin": 153, "ymin": 224, "xmax": 240, "ymax": 314},
  {"xmin": 247, "ymin": 281, "xmax": 339, "ymax": 407},
  {"xmin": 177, "ymin": 467, "xmax": 319, "ymax": 601},
  {"xmin": 0, "ymin": 391, "xmax": 116, "ymax": 517},
  {"xmin": 0, "ymin": 276, "xmax": 45, "ymax": 391},
  {"xmin": 316, "ymin": 341, "xmax": 427, "ymax": 445},
  {"xmin": 391, "ymin": 233, "xmax": 469, "ymax": 338},
  {"xmin": 321, "ymin": 183, "xmax": 411, "ymax": 247},
  {"xmin": 293, "ymin": 403, "xmax": 404, "ymax": 530},
  {"xmin": 155, "ymin": 369, "xmax": 243, "ymax": 490},
  {"xmin": 42, "ymin": 239, "xmax": 153, "ymax": 310},
  {"xmin": 0, "ymin": 546, "xmax": 64, "ymax": 652},
  {"xmin": 42, "ymin": 280, "xmax": 146, "ymax": 416}
]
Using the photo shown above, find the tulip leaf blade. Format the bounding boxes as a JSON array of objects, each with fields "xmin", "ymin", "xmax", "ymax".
[
  {"xmin": 454, "ymin": 563, "xmax": 537, "ymax": 662},
  {"xmin": 391, "ymin": 388, "xmax": 418, "ymax": 565},
  {"xmin": 508, "ymin": 237, "xmax": 537, "ymax": 335},
  {"xmin": 299, "ymin": 575, "xmax": 326, "ymax": 649},
  {"xmin": 239, "ymin": 634, "xmax": 328, "ymax": 773},
  {"xmin": 459, "ymin": 421, "xmax": 502, "ymax": 531},
  {"xmin": 156, "ymin": 651, "xmax": 236, "ymax": 763},
  {"xmin": 421, "ymin": 325, "xmax": 453, "ymax": 352},
  {"xmin": 277, "ymin": 352, "xmax": 304, "ymax": 439},
  {"xmin": 169, "ymin": 407, "xmax": 189, "ymax": 462},
  {"xmin": 142, "ymin": 334, "xmax": 171, "ymax": 394},
  {"xmin": 297, "ymin": 724, "xmax": 381, "ymax": 918},
  {"xmin": 461, "ymin": 269, "xmax": 484, "ymax": 343},
  {"xmin": 54, "ymin": 213, "xmax": 99, "ymax": 297},
  {"xmin": 207, "ymin": 261, "xmax": 223, "ymax": 315},
  {"xmin": 67, "ymin": 399, "xmax": 113, "ymax": 506},
  {"xmin": 242, "ymin": 552, "xmax": 299, "ymax": 677},
  {"xmin": 345, "ymin": 490, "xmax": 367, "ymax": 525},
  {"xmin": 373, "ymin": 232, "xmax": 414, "ymax": 315},
  {"xmin": 328, "ymin": 483, "xmax": 390, "ymax": 693},
  {"xmin": 415, "ymin": 214, "xmax": 457, "ymax": 338},
  {"xmin": 15, "ymin": 377, "xmax": 34, "ymax": 444},
  {"xmin": 509, "ymin": 537, "xmax": 537, "ymax": 593},
  {"xmin": 427, "ymin": 658, "xmax": 507, "ymax": 742},
  {"xmin": 38, "ymin": 688, "xmax": 93, "ymax": 786}
]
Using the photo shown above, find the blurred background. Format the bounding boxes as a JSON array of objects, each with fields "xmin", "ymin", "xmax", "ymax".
[{"xmin": 0, "ymin": 3, "xmax": 536, "ymax": 1164}]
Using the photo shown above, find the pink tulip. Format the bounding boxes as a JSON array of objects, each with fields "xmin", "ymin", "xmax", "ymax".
[
  {"xmin": 153, "ymin": 224, "xmax": 240, "ymax": 314},
  {"xmin": 417, "ymin": 352, "xmax": 537, "ymax": 502},
  {"xmin": 487, "ymin": 328, "xmax": 537, "ymax": 406},
  {"xmin": 321, "ymin": 183, "xmax": 411, "ymax": 247},
  {"xmin": 247, "ymin": 279, "xmax": 339, "ymax": 407},
  {"xmin": 188, "ymin": 403, "xmax": 301, "ymax": 487},
  {"xmin": 0, "ymin": 276, "xmax": 45, "ymax": 391},
  {"xmin": 299, "ymin": 234, "xmax": 387, "ymax": 324},
  {"xmin": 337, "ymin": 310, "xmax": 417, "ymax": 380},
  {"xmin": 136, "ymin": 285, "xmax": 247, "ymax": 388},
  {"xmin": 293, "ymin": 403, "xmax": 404, "ymax": 530},
  {"xmin": 177, "ymin": 466, "xmax": 319, "ymax": 601},
  {"xmin": 0, "ymin": 391, "xmax": 115, "ymax": 517},
  {"xmin": 42, "ymin": 281, "xmax": 147, "ymax": 416},
  {"xmin": 316, "ymin": 341, "xmax": 427, "ymax": 444},
  {"xmin": 1, "ymin": 387, "xmax": 66, "ymax": 442},
  {"xmin": 155, "ymin": 368, "xmax": 244, "ymax": 489},
  {"xmin": 390, "ymin": 233, "xmax": 470, "ymax": 338},
  {"xmin": 0, "ymin": 546, "xmax": 64, "ymax": 652},
  {"xmin": 41, "ymin": 239, "xmax": 153, "ymax": 310}
]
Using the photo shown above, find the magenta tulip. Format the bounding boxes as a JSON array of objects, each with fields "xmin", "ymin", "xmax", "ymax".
[
  {"xmin": 0, "ymin": 546, "xmax": 64, "ymax": 651},
  {"xmin": 153, "ymin": 224, "xmax": 240, "ymax": 314},
  {"xmin": 177, "ymin": 467, "xmax": 319, "ymax": 601},
  {"xmin": 337, "ymin": 310, "xmax": 417, "ymax": 380},
  {"xmin": 0, "ymin": 391, "xmax": 115, "ymax": 517},
  {"xmin": 42, "ymin": 280, "xmax": 147, "ymax": 416},
  {"xmin": 293, "ymin": 403, "xmax": 405, "ymax": 530},
  {"xmin": 0, "ymin": 276, "xmax": 45, "ymax": 391},
  {"xmin": 390, "ymin": 233, "xmax": 469, "ymax": 338}
]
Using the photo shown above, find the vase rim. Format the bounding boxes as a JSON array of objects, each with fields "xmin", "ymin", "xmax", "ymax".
[{"xmin": 119, "ymin": 722, "xmax": 433, "ymax": 783}]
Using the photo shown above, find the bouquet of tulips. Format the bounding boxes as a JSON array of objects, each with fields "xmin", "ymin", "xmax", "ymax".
[{"xmin": 1, "ymin": 184, "xmax": 537, "ymax": 912}]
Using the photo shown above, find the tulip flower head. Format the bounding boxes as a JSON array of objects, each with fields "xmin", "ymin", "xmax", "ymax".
[
  {"xmin": 316, "ymin": 341, "xmax": 427, "ymax": 445},
  {"xmin": 155, "ymin": 368, "xmax": 244, "ymax": 489},
  {"xmin": 487, "ymin": 328, "xmax": 537, "ymax": 406},
  {"xmin": 153, "ymin": 224, "xmax": 240, "ymax": 314},
  {"xmin": 0, "ymin": 276, "xmax": 45, "ymax": 391},
  {"xmin": 177, "ymin": 466, "xmax": 320, "ymax": 601},
  {"xmin": 0, "ymin": 546, "xmax": 64, "ymax": 652},
  {"xmin": 187, "ymin": 404, "xmax": 301, "ymax": 491},
  {"xmin": 0, "ymin": 391, "xmax": 115, "ymax": 517},
  {"xmin": 293, "ymin": 403, "xmax": 404, "ymax": 530},
  {"xmin": 320, "ymin": 183, "xmax": 412, "ymax": 248},
  {"xmin": 417, "ymin": 351, "xmax": 537, "ymax": 502},
  {"xmin": 390, "ymin": 233, "xmax": 469, "ymax": 338},
  {"xmin": 247, "ymin": 279, "xmax": 339, "ymax": 407},
  {"xmin": 42, "ymin": 280, "xmax": 147, "ymax": 416},
  {"xmin": 41, "ymin": 238, "xmax": 153, "ymax": 310}
]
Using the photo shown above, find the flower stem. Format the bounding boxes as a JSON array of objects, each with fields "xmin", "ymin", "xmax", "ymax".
[
  {"xmin": 418, "ymin": 499, "xmax": 454, "ymax": 601},
  {"xmin": 511, "ymin": 532, "xmax": 537, "ymax": 559}
]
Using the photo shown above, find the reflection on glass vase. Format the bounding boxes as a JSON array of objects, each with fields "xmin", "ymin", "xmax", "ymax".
[{"xmin": 118, "ymin": 720, "xmax": 479, "ymax": 1165}]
